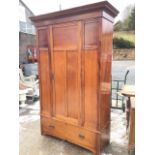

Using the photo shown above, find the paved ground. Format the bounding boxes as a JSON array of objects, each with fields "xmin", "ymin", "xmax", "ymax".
[{"xmin": 19, "ymin": 101, "xmax": 128, "ymax": 155}]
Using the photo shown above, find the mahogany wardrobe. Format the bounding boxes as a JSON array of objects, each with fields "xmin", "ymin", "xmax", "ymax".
[{"xmin": 31, "ymin": 1, "xmax": 118, "ymax": 155}]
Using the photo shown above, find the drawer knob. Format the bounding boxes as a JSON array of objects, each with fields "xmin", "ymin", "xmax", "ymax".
[
  {"xmin": 79, "ymin": 133, "xmax": 85, "ymax": 139},
  {"xmin": 49, "ymin": 124, "xmax": 55, "ymax": 128}
]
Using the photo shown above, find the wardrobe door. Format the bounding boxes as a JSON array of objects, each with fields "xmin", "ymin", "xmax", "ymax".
[{"xmin": 49, "ymin": 22, "xmax": 82, "ymax": 125}]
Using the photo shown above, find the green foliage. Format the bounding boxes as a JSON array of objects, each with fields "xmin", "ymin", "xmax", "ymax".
[
  {"xmin": 114, "ymin": 5, "xmax": 135, "ymax": 31},
  {"xmin": 123, "ymin": 18, "xmax": 130, "ymax": 31},
  {"xmin": 128, "ymin": 7, "xmax": 135, "ymax": 30},
  {"xmin": 113, "ymin": 37, "xmax": 135, "ymax": 49},
  {"xmin": 114, "ymin": 21, "xmax": 123, "ymax": 31},
  {"xmin": 113, "ymin": 31, "xmax": 135, "ymax": 43}
]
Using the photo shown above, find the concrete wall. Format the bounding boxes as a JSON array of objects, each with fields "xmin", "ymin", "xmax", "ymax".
[{"xmin": 19, "ymin": 32, "xmax": 36, "ymax": 63}]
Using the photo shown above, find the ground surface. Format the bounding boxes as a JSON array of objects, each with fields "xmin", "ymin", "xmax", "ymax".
[{"xmin": 19, "ymin": 101, "xmax": 128, "ymax": 155}]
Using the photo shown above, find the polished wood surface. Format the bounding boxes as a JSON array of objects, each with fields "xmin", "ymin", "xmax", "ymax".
[
  {"xmin": 39, "ymin": 48, "xmax": 51, "ymax": 117},
  {"xmin": 128, "ymin": 97, "xmax": 135, "ymax": 153},
  {"xmin": 51, "ymin": 22, "xmax": 81, "ymax": 125},
  {"xmin": 31, "ymin": 1, "xmax": 118, "ymax": 155}
]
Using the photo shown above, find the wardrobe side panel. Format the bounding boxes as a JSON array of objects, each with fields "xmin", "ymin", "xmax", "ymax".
[{"xmin": 100, "ymin": 16, "xmax": 113, "ymax": 146}]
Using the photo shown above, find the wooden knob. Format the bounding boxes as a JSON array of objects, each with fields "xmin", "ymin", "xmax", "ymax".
[
  {"xmin": 49, "ymin": 124, "xmax": 55, "ymax": 128},
  {"xmin": 79, "ymin": 133, "xmax": 85, "ymax": 139}
]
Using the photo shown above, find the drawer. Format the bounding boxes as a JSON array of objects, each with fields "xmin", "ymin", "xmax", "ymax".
[
  {"xmin": 41, "ymin": 117, "xmax": 97, "ymax": 150},
  {"xmin": 66, "ymin": 124, "xmax": 97, "ymax": 149},
  {"xmin": 41, "ymin": 117, "xmax": 67, "ymax": 139}
]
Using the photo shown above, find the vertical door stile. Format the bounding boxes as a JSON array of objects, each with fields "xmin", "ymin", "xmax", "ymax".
[
  {"xmin": 65, "ymin": 49, "xmax": 68, "ymax": 117},
  {"xmin": 49, "ymin": 25, "xmax": 56, "ymax": 117},
  {"xmin": 78, "ymin": 21, "xmax": 81, "ymax": 126},
  {"xmin": 82, "ymin": 21, "xmax": 86, "ymax": 127},
  {"xmin": 47, "ymin": 26, "xmax": 52, "ymax": 117},
  {"xmin": 97, "ymin": 19, "xmax": 102, "ymax": 130},
  {"xmin": 79, "ymin": 21, "xmax": 85, "ymax": 126}
]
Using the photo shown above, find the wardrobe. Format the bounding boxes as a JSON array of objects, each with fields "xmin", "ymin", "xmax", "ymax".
[{"xmin": 30, "ymin": 1, "xmax": 118, "ymax": 155}]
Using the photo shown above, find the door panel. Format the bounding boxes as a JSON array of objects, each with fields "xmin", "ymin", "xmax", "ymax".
[
  {"xmin": 53, "ymin": 51, "xmax": 67, "ymax": 117},
  {"xmin": 53, "ymin": 22, "xmax": 78, "ymax": 50},
  {"xmin": 67, "ymin": 51, "xmax": 80, "ymax": 120},
  {"xmin": 84, "ymin": 51, "xmax": 98, "ymax": 129}
]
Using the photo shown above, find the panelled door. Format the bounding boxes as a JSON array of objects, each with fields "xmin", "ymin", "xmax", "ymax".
[{"xmin": 49, "ymin": 22, "xmax": 82, "ymax": 125}]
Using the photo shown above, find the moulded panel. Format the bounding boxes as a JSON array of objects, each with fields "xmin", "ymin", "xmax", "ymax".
[
  {"xmin": 53, "ymin": 50, "xmax": 81, "ymax": 123},
  {"xmin": 84, "ymin": 51, "xmax": 98, "ymax": 129},
  {"xmin": 39, "ymin": 49, "xmax": 51, "ymax": 116},
  {"xmin": 67, "ymin": 51, "xmax": 80, "ymax": 120},
  {"xmin": 84, "ymin": 20, "xmax": 99, "ymax": 49},
  {"xmin": 53, "ymin": 51, "xmax": 67, "ymax": 117},
  {"xmin": 38, "ymin": 29, "xmax": 48, "ymax": 48},
  {"xmin": 53, "ymin": 23, "xmax": 79, "ymax": 50}
]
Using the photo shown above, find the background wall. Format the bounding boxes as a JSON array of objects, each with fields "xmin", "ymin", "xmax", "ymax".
[{"xmin": 19, "ymin": 32, "xmax": 36, "ymax": 63}]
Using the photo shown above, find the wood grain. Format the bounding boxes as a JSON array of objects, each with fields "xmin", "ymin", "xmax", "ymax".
[{"xmin": 34, "ymin": 2, "xmax": 118, "ymax": 154}]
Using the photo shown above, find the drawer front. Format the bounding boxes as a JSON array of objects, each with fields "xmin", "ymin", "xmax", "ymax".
[
  {"xmin": 66, "ymin": 124, "xmax": 97, "ymax": 149},
  {"xmin": 41, "ymin": 117, "xmax": 67, "ymax": 139},
  {"xmin": 41, "ymin": 117, "xmax": 97, "ymax": 150}
]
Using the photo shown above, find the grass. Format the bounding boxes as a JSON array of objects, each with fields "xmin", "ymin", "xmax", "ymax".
[{"xmin": 113, "ymin": 31, "xmax": 135, "ymax": 43}]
